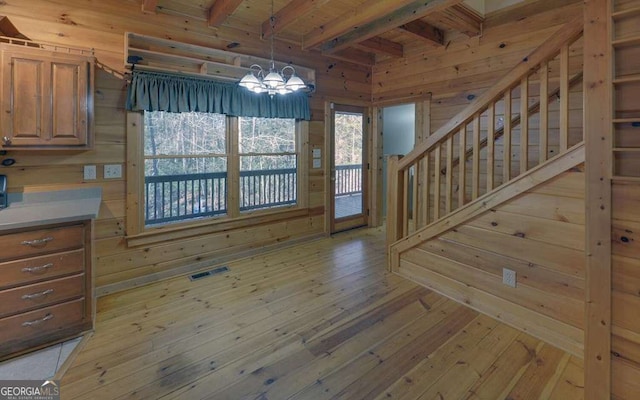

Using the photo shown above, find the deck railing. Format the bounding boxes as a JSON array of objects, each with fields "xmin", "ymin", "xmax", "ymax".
[
  {"xmin": 145, "ymin": 168, "xmax": 297, "ymax": 225},
  {"xmin": 239, "ymin": 168, "xmax": 297, "ymax": 211},
  {"xmin": 335, "ymin": 164, "xmax": 363, "ymax": 196}
]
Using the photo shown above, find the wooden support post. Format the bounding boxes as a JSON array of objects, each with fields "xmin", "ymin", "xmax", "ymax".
[
  {"xmin": 583, "ymin": 0, "xmax": 612, "ymax": 398},
  {"xmin": 560, "ymin": 44, "xmax": 570, "ymax": 152},
  {"xmin": 540, "ymin": 62, "xmax": 549, "ymax": 163},
  {"xmin": 433, "ymin": 145, "xmax": 442, "ymax": 220},
  {"xmin": 472, "ymin": 114, "xmax": 480, "ymax": 199},
  {"xmin": 503, "ymin": 90, "xmax": 512, "ymax": 182},
  {"xmin": 415, "ymin": 97, "xmax": 432, "ymax": 143},
  {"xmin": 445, "ymin": 136, "xmax": 453, "ymax": 213},
  {"xmin": 487, "ymin": 104, "xmax": 495, "ymax": 191},
  {"xmin": 458, "ymin": 125, "xmax": 466, "ymax": 206},
  {"xmin": 520, "ymin": 77, "xmax": 529, "ymax": 174}
]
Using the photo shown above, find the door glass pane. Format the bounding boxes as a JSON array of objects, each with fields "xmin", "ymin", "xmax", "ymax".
[{"xmin": 334, "ymin": 111, "xmax": 363, "ymax": 219}]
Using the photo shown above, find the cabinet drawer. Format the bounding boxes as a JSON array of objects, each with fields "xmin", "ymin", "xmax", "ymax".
[
  {"xmin": 0, "ymin": 249, "xmax": 84, "ymax": 289},
  {"xmin": 0, "ymin": 225, "xmax": 84, "ymax": 261},
  {"xmin": 0, "ymin": 298, "xmax": 85, "ymax": 346},
  {"xmin": 0, "ymin": 274, "xmax": 84, "ymax": 318}
]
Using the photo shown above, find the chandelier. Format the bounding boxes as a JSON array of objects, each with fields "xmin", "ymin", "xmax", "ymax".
[{"xmin": 238, "ymin": 0, "xmax": 307, "ymax": 96}]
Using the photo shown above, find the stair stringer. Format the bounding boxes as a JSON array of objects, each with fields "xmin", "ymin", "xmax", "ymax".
[{"xmin": 390, "ymin": 143, "xmax": 586, "ymax": 357}]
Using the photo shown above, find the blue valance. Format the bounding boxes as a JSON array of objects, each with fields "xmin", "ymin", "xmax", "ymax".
[{"xmin": 126, "ymin": 70, "xmax": 311, "ymax": 120}]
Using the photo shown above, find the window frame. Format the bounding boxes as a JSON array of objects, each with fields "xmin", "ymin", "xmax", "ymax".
[{"xmin": 125, "ymin": 111, "xmax": 309, "ymax": 246}]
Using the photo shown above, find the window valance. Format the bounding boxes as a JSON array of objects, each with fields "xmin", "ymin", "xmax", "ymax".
[{"xmin": 126, "ymin": 70, "xmax": 311, "ymax": 120}]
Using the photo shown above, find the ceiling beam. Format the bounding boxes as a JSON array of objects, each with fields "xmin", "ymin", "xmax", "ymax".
[
  {"xmin": 355, "ymin": 37, "xmax": 404, "ymax": 57},
  {"xmin": 141, "ymin": 0, "xmax": 158, "ymax": 14},
  {"xmin": 302, "ymin": 0, "xmax": 419, "ymax": 50},
  {"xmin": 316, "ymin": 0, "xmax": 464, "ymax": 54},
  {"xmin": 398, "ymin": 20, "xmax": 444, "ymax": 46},
  {"xmin": 435, "ymin": 4, "xmax": 483, "ymax": 37},
  {"xmin": 261, "ymin": 0, "xmax": 332, "ymax": 39},
  {"xmin": 323, "ymin": 48, "xmax": 375, "ymax": 67},
  {"xmin": 208, "ymin": 0, "xmax": 244, "ymax": 27}
]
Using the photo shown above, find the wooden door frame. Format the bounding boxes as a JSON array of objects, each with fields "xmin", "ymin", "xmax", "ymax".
[{"xmin": 324, "ymin": 101, "xmax": 372, "ymax": 234}]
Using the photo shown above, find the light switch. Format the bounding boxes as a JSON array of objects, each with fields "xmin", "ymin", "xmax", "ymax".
[
  {"xmin": 312, "ymin": 148, "xmax": 321, "ymax": 158},
  {"xmin": 83, "ymin": 165, "xmax": 96, "ymax": 180},
  {"xmin": 312, "ymin": 159, "xmax": 321, "ymax": 169}
]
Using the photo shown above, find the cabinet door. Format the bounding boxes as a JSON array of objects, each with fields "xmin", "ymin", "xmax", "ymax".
[
  {"xmin": 1, "ymin": 47, "xmax": 91, "ymax": 148},
  {"xmin": 1, "ymin": 52, "xmax": 50, "ymax": 146},
  {"xmin": 50, "ymin": 60, "xmax": 89, "ymax": 146}
]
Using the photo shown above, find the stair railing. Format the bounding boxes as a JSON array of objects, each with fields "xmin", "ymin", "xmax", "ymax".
[{"xmin": 387, "ymin": 16, "xmax": 584, "ymax": 249}]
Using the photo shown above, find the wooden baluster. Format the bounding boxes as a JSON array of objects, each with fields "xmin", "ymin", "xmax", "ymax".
[
  {"xmin": 539, "ymin": 62, "xmax": 549, "ymax": 163},
  {"xmin": 385, "ymin": 155, "xmax": 403, "ymax": 248},
  {"xmin": 402, "ymin": 168, "xmax": 409, "ymax": 237},
  {"xmin": 559, "ymin": 44, "xmax": 569, "ymax": 152},
  {"xmin": 520, "ymin": 76, "xmax": 529, "ymax": 174},
  {"xmin": 458, "ymin": 125, "xmax": 466, "ymax": 207},
  {"xmin": 503, "ymin": 90, "xmax": 512, "ymax": 182},
  {"xmin": 421, "ymin": 155, "xmax": 430, "ymax": 226},
  {"xmin": 472, "ymin": 114, "xmax": 480, "ymax": 199},
  {"xmin": 433, "ymin": 144, "xmax": 441, "ymax": 220},
  {"xmin": 487, "ymin": 103, "xmax": 495, "ymax": 191},
  {"xmin": 411, "ymin": 163, "xmax": 419, "ymax": 231},
  {"xmin": 445, "ymin": 135, "xmax": 453, "ymax": 213}
]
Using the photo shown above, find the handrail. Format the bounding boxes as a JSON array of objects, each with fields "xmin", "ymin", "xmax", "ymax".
[
  {"xmin": 397, "ymin": 16, "xmax": 583, "ymax": 171},
  {"xmin": 386, "ymin": 16, "xmax": 585, "ymax": 251}
]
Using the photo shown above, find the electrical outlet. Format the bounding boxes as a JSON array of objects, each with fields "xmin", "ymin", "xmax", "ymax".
[
  {"xmin": 503, "ymin": 268, "xmax": 517, "ymax": 288},
  {"xmin": 83, "ymin": 165, "xmax": 96, "ymax": 180},
  {"xmin": 104, "ymin": 164, "xmax": 122, "ymax": 179}
]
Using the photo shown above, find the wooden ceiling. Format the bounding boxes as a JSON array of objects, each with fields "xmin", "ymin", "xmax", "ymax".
[{"xmin": 140, "ymin": 0, "xmax": 484, "ymax": 66}]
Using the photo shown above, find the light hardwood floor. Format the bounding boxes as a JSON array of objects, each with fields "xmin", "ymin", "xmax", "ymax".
[{"xmin": 61, "ymin": 227, "xmax": 584, "ymax": 399}]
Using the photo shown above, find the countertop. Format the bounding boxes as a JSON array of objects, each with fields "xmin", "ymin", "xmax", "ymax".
[{"xmin": 0, "ymin": 187, "xmax": 102, "ymax": 231}]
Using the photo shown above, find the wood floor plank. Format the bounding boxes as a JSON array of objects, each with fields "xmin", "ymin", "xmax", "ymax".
[
  {"xmin": 374, "ymin": 315, "xmax": 501, "ymax": 400},
  {"xmin": 504, "ymin": 342, "xmax": 572, "ymax": 400},
  {"xmin": 64, "ymin": 273, "xmax": 410, "ymax": 397},
  {"xmin": 460, "ymin": 333, "xmax": 542, "ymax": 400},
  {"xmin": 413, "ymin": 322, "xmax": 522, "ymax": 400},
  {"xmin": 57, "ymin": 227, "xmax": 582, "ymax": 400},
  {"xmin": 289, "ymin": 305, "xmax": 478, "ymax": 400},
  {"xmin": 549, "ymin": 356, "xmax": 585, "ymax": 400}
]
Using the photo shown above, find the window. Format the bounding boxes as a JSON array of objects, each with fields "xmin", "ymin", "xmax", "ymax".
[
  {"xmin": 143, "ymin": 112, "xmax": 227, "ymax": 226},
  {"xmin": 239, "ymin": 117, "xmax": 297, "ymax": 211},
  {"xmin": 137, "ymin": 112, "xmax": 305, "ymax": 229}
]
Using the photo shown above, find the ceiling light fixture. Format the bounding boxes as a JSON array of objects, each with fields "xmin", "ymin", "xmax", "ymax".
[{"xmin": 238, "ymin": 0, "xmax": 307, "ymax": 97}]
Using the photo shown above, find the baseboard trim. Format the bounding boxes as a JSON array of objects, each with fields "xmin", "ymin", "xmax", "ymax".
[{"xmin": 95, "ymin": 232, "xmax": 325, "ymax": 297}]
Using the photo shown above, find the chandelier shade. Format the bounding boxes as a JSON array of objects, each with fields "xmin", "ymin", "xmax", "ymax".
[{"xmin": 238, "ymin": 0, "xmax": 308, "ymax": 97}]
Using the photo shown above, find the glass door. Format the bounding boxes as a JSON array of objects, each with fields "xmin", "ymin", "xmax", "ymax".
[{"xmin": 330, "ymin": 104, "xmax": 368, "ymax": 233}]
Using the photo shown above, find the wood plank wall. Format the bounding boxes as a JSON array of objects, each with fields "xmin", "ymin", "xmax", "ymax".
[
  {"xmin": 612, "ymin": 182, "xmax": 640, "ymax": 398},
  {"xmin": 397, "ymin": 166, "xmax": 587, "ymax": 357},
  {"xmin": 0, "ymin": 0, "xmax": 371, "ymax": 293},
  {"xmin": 373, "ymin": 0, "xmax": 582, "ymax": 131}
]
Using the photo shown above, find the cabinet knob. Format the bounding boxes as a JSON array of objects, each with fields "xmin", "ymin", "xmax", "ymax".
[{"xmin": 2, "ymin": 136, "xmax": 11, "ymax": 146}]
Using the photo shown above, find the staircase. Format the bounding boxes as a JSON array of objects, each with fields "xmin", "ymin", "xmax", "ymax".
[{"xmin": 386, "ymin": 17, "xmax": 586, "ymax": 357}]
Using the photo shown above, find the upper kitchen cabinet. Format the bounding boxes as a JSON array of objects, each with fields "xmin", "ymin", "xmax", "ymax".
[{"xmin": 0, "ymin": 41, "xmax": 94, "ymax": 150}]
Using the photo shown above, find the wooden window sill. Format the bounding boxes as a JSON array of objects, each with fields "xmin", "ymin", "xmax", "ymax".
[{"xmin": 125, "ymin": 207, "xmax": 311, "ymax": 248}]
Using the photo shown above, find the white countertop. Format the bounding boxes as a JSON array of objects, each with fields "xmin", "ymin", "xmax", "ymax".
[{"xmin": 0, "ymin": 187, "xmax": 102, "ymax": 231}]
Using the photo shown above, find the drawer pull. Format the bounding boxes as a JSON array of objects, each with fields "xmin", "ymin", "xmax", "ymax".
[
  {"xmin": 21, "ymin": 237, "xmax": 54, "ymax": 247},
  {"xmin": 21, "ymin": 289, "xmax": 54, "ymax": 300},
  {"xmin": 21, "ymin": 313, "xmax": 54, "ymax": 327},
  {"xmin": 21, "ymin": 263, "xmax": 54, "ymax": 274}
]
